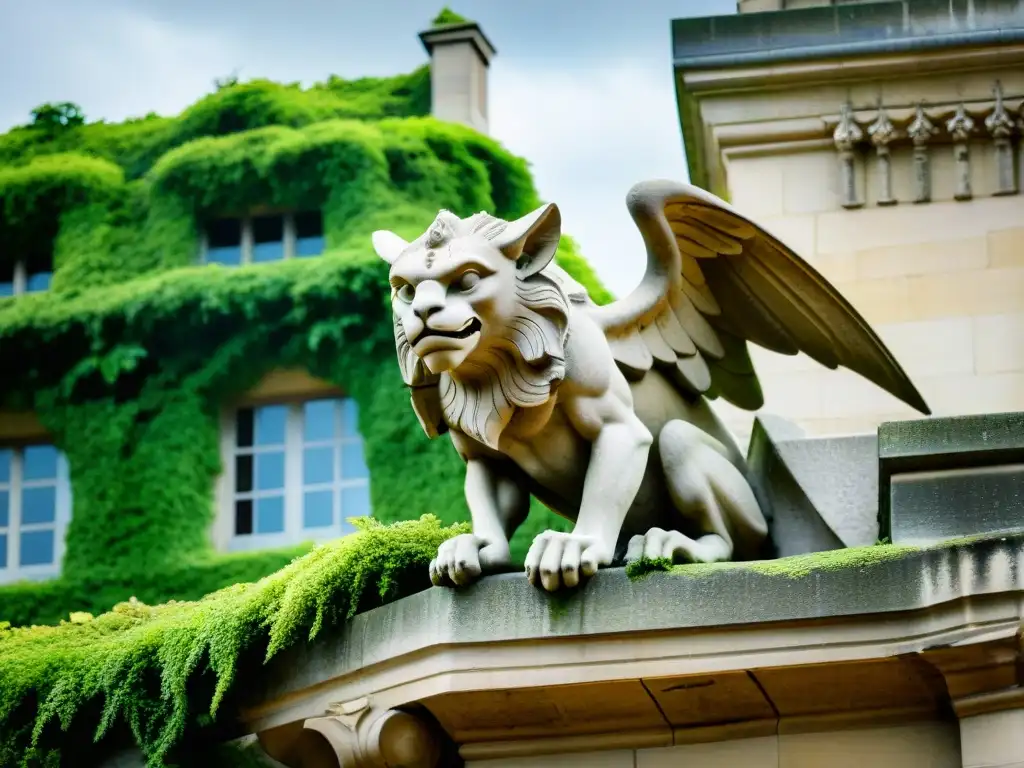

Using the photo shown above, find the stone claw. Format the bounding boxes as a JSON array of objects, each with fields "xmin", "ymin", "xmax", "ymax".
[
  {"xmin": 430, "ymin": 533, "xmax": 509, "ymax": 588},
  {"xmin": 524, "ymin": 530, "xmax": 612, "ymax": 591}
]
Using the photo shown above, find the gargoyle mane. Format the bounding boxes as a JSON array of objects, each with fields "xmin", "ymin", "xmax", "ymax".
[{"xmin": 392, "ymin": 210, "xmax": 574, "ymax": 448}]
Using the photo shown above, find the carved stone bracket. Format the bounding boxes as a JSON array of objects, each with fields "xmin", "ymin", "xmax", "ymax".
[
  {"xmin": 906, "ymin": 103, "xmax": 938, "ymax": 204},
  {"xmin": 946, "ymin": 103, "xmax": 976, "ymax": 201},
  {"xmin": 258, "ymin": 698, "xmax": 444, "ymax": 768},
  {"xmin": 833, "ymin": 102, "xmax": 864, "ymax": 209},
  {"xmin": 868, "ymin": 103, "xmax": 898, "ymax": 206},
  {"xmin": 986, "ymin": 82, "xmax": 1018, "ymax": 196}
]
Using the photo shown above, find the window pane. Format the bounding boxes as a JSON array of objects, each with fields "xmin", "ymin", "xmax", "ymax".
[
  {"xmin": 340, "ymin": 399, "xmax": 360, "ymax": 437},
  {"xmin": 0, "ymin": 449, "xmax": 10, "ymax": 483},
  {"xmin": 207, "ymin": 219, "xmax": 241, "ymax": 248},
  {"xmin": 207, "ymin": 246, "xmax": 243, "ymax": 266},
  {"xmin": 295, "ymin": 211, "xmax": 323, "ymax": 239},
  {"xmin": 295, "ymin": 236, "xmax": 325, "ymax": 258},
  {"xmin": 22, "ymin": 487, "xmax": 56, "ymax": 525},
  {"xmin": 340, "ymin": 443, "xmax": 369, "ymax": 480},
  {"xmin": 252, "ymin": 217, "xmax": 284, "ymax": 263},
  {"xmin": 23, "ymin": 445, "xmax": 58, "ymax": 480},
  {"xmin": 236, "ymin": 409, "xmax": 254, "ymax": 448},
  {"xmin": 206, "ymin": 219, "xmax": 243, "ymax": 266},
  {"xmin": 255, "ymin": 406, "xmax": 286, "ymax": 445},
  {"xmin": 255, "ymin": 452, "xmax": 285, "ymax": 491},
  {"xmin": 303, "ymin": 490, "xmax": 334, "ymax": 529},
  {"xmin": 0, "ymin": 490, "xmax": 7, "ymax": 527},
  {"xmin": 341, "ymin": 485, "xmax": 371, "ymax": 532},
  {"xmin": 25, "ymin": 272, "xmax": 52, "ymax": 292},
  {"xmin": 20, "ymin": 529, "xmax": 54, "ymax": 566},
  {"xmin": 235, "ymin": 499, "xmax": 253, "ymax": 535},
  {"xmin": 0, "ymin": 533, "xmax": 6, "ymax": 568},
  {"xmin": 252, "ymin": 241, "xmax": 284, "ymax": 263},
  {"xmin": 235, "ymin": 454, "xmax": 253, "ymax": 493},
  {"xmin": 256, "ymin": 496, "xmax": 285, "ymax": 533},
  {"xmin": 253, "ymin": 215, "xmax": 284, "ymax": 243},
  {"xmin": 303, "ymin": 447, "xmax": 334, "ymax": 485},
  {"xmin": 303, "ymin": 399, "xmax": 336, "ymax": 442}
]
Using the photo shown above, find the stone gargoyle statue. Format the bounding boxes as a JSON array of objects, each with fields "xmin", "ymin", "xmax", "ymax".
[{"xmin": 371, "ymin": 180, "xmax": 930, "ymax": 592}]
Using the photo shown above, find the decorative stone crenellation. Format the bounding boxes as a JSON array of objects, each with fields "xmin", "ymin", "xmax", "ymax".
[{"xmin": 828, "ymin": 86, "xmax": 1023, "ymax": 207}]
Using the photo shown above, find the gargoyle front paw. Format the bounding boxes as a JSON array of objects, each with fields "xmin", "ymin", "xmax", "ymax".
[
  {"xmin": 624, "ymin": 527, "xmax": 731, "ymax": 565},
  {"xmin": 430, "ymin": 533, "xmax": 511, "ymax": 588},
  {"xmin": 524, "ymin": 531, "xmax": 613, "ymax": 592}
]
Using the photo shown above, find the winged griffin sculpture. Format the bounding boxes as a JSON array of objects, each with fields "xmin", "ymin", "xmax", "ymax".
[{"xmin": 371, "ymin": 180, "xmax": 930, "ymax": 592}]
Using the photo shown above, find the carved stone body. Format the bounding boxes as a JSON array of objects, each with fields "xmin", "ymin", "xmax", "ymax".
[{"xmin": 372, "ymin": 180, "xmax": 929, "ymax": 591}]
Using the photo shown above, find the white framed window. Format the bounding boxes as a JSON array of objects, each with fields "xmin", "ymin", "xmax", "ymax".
[
  {"xmin": 221, "ymin": 397, "xmax": 371, "ymax": 551},
  {"xmin": 0, "ymin": 257, "xmax": 54, "ymax": 297},
  {"xmin": 0, "ymin": 443, "xmax": 72, "ymax": 584},
  {"xmin": 199, "ymin": 211, "xmax": 325, "ymax": 267}
]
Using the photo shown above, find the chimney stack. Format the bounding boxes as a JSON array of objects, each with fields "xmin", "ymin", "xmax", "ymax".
[{"xmin": 419, "ymin": 12, "xmax": 495, "ymax": 135}]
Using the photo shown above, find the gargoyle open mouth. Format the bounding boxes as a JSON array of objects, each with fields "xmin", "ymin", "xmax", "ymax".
[{"xmin": 414, "ymin": 318, "xmax": 482, "ymax": 345}]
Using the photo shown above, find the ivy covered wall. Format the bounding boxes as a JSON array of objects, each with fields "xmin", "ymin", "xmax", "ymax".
[{"xmin": 0, "ymin": 65, "xmax": 611, "ymax": 628}]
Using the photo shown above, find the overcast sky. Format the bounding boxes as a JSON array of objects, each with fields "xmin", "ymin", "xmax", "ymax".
[{"xmin": 0, "ymin": 0, "xmax": 736, "ymax": 295}]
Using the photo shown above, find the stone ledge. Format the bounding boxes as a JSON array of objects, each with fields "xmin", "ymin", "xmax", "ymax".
[{"xmin": 243, "ymin": 534, "xmax": 1024, "ymax": 733}]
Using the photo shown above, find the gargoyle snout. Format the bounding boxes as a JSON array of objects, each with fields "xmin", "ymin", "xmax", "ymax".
[{"xmin": 411, "ymin": 280, "xmax": 446, "ymax": 321}]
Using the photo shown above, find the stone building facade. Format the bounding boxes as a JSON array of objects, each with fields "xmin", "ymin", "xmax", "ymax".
[{"xmin": 673, "ymin": 0, "xmax": 1024, "ymax": 445}]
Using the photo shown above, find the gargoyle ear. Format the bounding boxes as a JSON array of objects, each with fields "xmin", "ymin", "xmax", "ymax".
[
  {"xmin": 371, "ymin": 230, "xmax": 409, "ymax": 265},
  {"xmin": 493, "ymin": 203, "xmax": 561, "ymax": 277}
]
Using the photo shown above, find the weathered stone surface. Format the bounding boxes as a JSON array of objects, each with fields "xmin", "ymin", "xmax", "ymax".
[
  {"xmin": 748, "ymin": 414, "xmax": 879, "ymax": 556},
  {"xmin": 253, "ymin": 534, "xmax": 1024, "ymax": 708},
  {"xmin": 879, "ymin": 411, "xmax": 1024, "ymax": 542}
]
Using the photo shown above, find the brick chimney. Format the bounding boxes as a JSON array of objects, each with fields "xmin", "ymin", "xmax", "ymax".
[{"xmin": 419, "ymin": 16, "xmax": 496, "ymax": 135}]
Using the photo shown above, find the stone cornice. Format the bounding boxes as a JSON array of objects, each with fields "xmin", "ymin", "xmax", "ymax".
[{"xmin": 240, "ymin": 535, "xmax": 1024, "ymax": 740}]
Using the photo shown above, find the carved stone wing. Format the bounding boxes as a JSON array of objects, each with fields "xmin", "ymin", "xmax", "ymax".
[{"xmin": 588, "ymin": 179, "xmax": 930, "ymax": 414}]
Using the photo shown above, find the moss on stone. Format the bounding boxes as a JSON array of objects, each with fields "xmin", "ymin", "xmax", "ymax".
[
  {"xmin": 626, "ymin": 543, "xmax": 923, "ymax": 582},
  {"xmin": 432, "ymin": 7, "xmax": 470, "ymax": 26},
  {"xmin": 0, "ymin": 516, "xmax": 468, "ymax": 767}
]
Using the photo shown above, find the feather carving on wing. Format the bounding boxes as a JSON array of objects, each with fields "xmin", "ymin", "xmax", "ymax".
[{"xmin": 589, "ymin": 180, "xmax": 931, "ymax": 415}]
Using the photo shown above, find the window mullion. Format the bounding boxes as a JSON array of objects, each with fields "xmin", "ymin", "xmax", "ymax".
[
  {"xmin": 12, "ymin": 261, "xmax": 26, "ymax": 296},
  {"xmin": 242, "ymin": 218, "xmax": 254, "ymax": 265},
  {"xmin": 283, "ymin": 214, "xmax": 296, "ymax": 261}
]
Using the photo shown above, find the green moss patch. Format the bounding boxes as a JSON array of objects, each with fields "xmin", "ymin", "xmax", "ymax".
[
  {"xmin": 626, "ymin": 542, "xmax": 922, "ymax": 582},
  {"xmin": 0, "ymin": 516, "xmax": 467, "ymax": 767}
]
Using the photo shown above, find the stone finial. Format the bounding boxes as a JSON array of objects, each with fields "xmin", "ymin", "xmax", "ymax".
[
  {"xmin": 833, "ymin": 103, "xmax": 864, "ymax": 209},
  {"xmin": 985, "ymin": 82, "xmax": 1015, "ymax": 139},
  {"xmin": 946, "ymin": 103, "xmax": 975, "ymax": 143},
  {"xmin": 907, "ymin": 104, "xmax": 938, "ymax": 146},
  {"xmin": 946, "ymin": 103, "xmax": 975, "ymax": 201},
  {"xmin": 868, "ymin": 104, "xmax": 898, "ymax": 206},
  {"xmin": 986, "ymin": 82, "xmax": 1018, "ymax": 196},
  {"xmin": 907, "ymin": 104, "xmax": 938, "ymax": 205},
  {"xmin": 867, "ymin": 105, "xmax": 898, "ymax": 148},
  {"xmin": 833, "ymin": 102, "xmax": 864, "ymax": 151}
]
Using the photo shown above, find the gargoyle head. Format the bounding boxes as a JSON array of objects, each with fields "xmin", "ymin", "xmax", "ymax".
[
  {"xmin": 372, "ymin": 205, "xmax": 575, "ymax": 445},
  {"xmin": 372, "ymin": 204, "xmax": 566, "ymax": 378}
]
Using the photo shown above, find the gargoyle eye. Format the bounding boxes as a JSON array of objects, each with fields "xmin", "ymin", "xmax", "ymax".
[
  {"xmin": 395, "ymin": 283, "xmax": 415, "ymax": 303},
  {"xmin": 456, "ymin": 271, "xmax": 480, "ymax": 293}
]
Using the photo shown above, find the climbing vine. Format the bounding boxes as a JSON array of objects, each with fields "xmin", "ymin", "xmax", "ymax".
[{"xmin": 0, "ymin": 65, "xmax": 611, "ymax": 636}]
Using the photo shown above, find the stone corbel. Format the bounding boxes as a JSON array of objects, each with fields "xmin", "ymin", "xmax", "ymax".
[
  {"xmin": 833, "ymin": 102, "xmax": 864, "ymax": 209},
  {"xmin": 868, "ymin": 103, "xmax": 898, "ymax": 206},
  {"xmin": 302, "ymin": 698, "xmax": 443, "ymax": 768},
  {"xmin": 906, "ymin": 104, "xmax": 938, "ymax": 204},
  {"xmin": 946, "ymin": 103, "xmax": 975, "ymax": 201},
  {"xmin": 985, "ymin": 82, "xmax": 1018, "ymax": 196}
]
